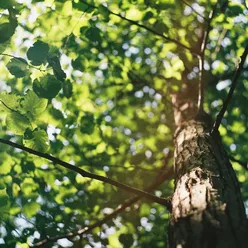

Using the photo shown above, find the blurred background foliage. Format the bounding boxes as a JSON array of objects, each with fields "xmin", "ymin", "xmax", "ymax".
[{"xmin": 0, "ymin": 0, "xmax": 247, "ymax": 247}]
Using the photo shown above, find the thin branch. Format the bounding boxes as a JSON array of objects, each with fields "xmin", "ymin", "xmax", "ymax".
[
  {"xmin": 197, "ymin": 54, "xmax": 204, "ymax": 110},
  {"xmin": 181, "ymin": 0, "xmax": 207, "ymax": 21},
  {"xmin": 197, "ymin": 1, "xmax": 219, "ymax": 111},
  {"xmin": 229, "ymin": 156, "xmax": 248, "ymax": 170},
  {"xmin": 80, "ymin": 0, "xmax": 199, "ymax": 55},
  {"xmin": 82, "ymin": 160, "xmax": 169, "ymax": 174},
  {"xmin": 0, "ymin": 53, "xmax": 47, "ymax": 72},
  {"xmin": 213, "ymin": 28, "xmax": 228, "ymax": 56},
  {"xmin": 0, "ymin": 138, "xmax": 171, "ymax": 207},
  {"xmin": 200, "ymin": 2, "xmax": 219, "ymax": 54},
  {"xmin": 62, "ymin": 8, "xmax": 89, "ymax": 51},
  {"xmin": 32, "ymin": 154, "xmax": 174, "ymax": 247},
  {"xmin": 211, "ymin": 43, "xmax": 248, "ymax": 134}
]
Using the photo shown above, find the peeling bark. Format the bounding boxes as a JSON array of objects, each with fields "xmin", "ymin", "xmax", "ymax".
[{"xmin": 168, "ymin": 118, "xmax": 248, "ymax": 247}]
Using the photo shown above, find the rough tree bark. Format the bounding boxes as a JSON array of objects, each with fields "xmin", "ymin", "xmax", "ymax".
[{"xmin": 168, "ymin": 89, "xmax": 248, "ymax": 247}]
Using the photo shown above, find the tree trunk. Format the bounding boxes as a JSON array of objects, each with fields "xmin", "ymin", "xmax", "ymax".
[{"xmin": 168, "ymin": 117, "xmax": 248, "ymax": 247}]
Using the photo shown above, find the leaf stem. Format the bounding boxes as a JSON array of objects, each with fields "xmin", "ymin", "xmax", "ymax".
[{"xmin": 0, "ymin": 53, "xmax": 47, "ymax": 72}]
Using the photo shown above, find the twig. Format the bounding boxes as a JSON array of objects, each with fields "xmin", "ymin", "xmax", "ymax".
[
  {"xmin": 0, "ymin": 53, "xmax": 47, "ymax": 72},
  {"xmin": 211, "ymin": 43, "xmax": 248, "ymax": 134},
  {"xmin": 80, "ymin": 0, "xmax": 199, "ymax": 55},
  {"xmin": 181, "ymin": 0, "xmax": 207, "ymax": 21},
  {"xmin": 229, "ymin": 155, "xmax": 248, "ymax": 170},
  {"xmin": 197, "ymin": 54, "xmax": 204, "ymax": 110},
  {"xmin": 0, "ymin": 138, "xmax": 171, "ymax": 207},
  {"xmin": 214, "ymin": 28, "xmax": 228, "ymax": 55},
  {"xmin": 32, "ymin": 154, "xmax": 174, "ymax": 247},
  {"xmin": 62, "ymin": 8, "xmax": 89, "ymax": 51},
  {"xmin": 197, "ymin": 1, "xmax": 219, "ymax": 111}
]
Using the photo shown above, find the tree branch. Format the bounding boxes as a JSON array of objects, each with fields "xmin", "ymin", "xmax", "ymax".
[
  {"xmin": 62, "ymin": 8, "xmax": 89, "ymax": 51},
  {"xmin": 181, "ymin": 0, "xmax": 207, "ymax": 21},
  {"xmin": 211, "ymin": 43, "xmax": 248, "ymax": 134},
  {"xmin": 0, "ymin": 138, "xmax": 171, "ymax": 207},
  {"xmin": 32, "ymin": 154, "xmax": 174, "ymax": 247},
  {"xmin": 213, "ymin": 28, "xmax": 228, "ymax": 56},
  {"xmin": 80, "ymin": 0, "xmax": 199, "ymax": 55},
  {"xmin": 197, "ymin": 1, "xmax": 219, "ymax": 111}
]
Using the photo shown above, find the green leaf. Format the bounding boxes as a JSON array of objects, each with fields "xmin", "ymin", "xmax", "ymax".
[
  {"xmin": 27, "ymin": 40, "xmax": 49, "ymax": 66},
  {"xmin": 0, "ymin": 0, "xmax": 16, "ymax": 9},
  {"xmin": 24, "ymin": 128, "xmax": 34, "ymax": 140},
  {"xmin": 244, "ymin": 0, "xmax": 248, "ymax": 9},
  {"xmin": 80, "ymin": 113, "xmax": 95, "ymax": 134},
  {"xmin": 71, "ymin": 55, "xmax": 87, "ymax": 71},
  {"xmin": 143, "ymin": 11, "xmax": 154, "ymax": 21},
  {"xmin": 47, "ymin": 56, "xmax": 66, "ymax": 82},
  {"xmin": 0, "ymin": 153, "xmax": 14, "ymax": 175},
  {"xmin": 47, "ymin": 45, "xmax": 60, "ymax": 58},
  {"xmin": 62, "ymin": 80, "xmax": 73, "ymax": 99},
  {"xmin": 85, "ymin": 27, "xmax": 101, "ymax": 42},
  {"xmin": 139, "ymin": 203, "xmax": 151, "ymax": 216},
  {"xmin": 23, "ymin": 202, "xmax": 40, "ymax": 218},
  {"xmin": 23, "ymin": 129, "xmax": 49, "ymax": 152},
  {"xmin": 228, "ymin": 3, "xmax": 244, "ymax": 16},
  {"xmin": 21, "ymin": 178, "xmax": 38, "ymax": 196},
  {"xmin": 119, "ymin": 234, "xmax": 134, "ymax": 248},
  {"xmin": 144, "ymin": 0, "xmax": 155, "ymax": 7},
  {"xmin": 0, "ymin": 41, "xmax": 9, "ymax": 53},
  {"xmin": 0, "ymin": 93, "xmax": 20, "ymax": 112},
  {"xmin": 22, "ymin": 91, "xmax": 48, "ymax": 118},
  {"xmin": 98, "ymin": 5, "xmax": 110, "ymax": 22},
  {"xmin": 153, "ymin": 22, "xmax": 168, "ymax": 35},
  {"xmin": 0, "ymin": 188, "xmax": 9, "ymax": 208},
  {"xmin": 0, "ymin": 8, "xmax": 17, "ymax": 43},
  {"xmin": 72, "ymin": 2, "xmax": 94, "ymax": 13},
  {"xmin": 6, "ymin": 112, "xmax": 32, "ymax": 135},
  {"xmin": 6, "ymin": 57, "xmax": 29, "ymax": 78},
  {"xmin": 0, "ymin": 23, "xmax": 15, "ymax": 43},
  {"xmin": 33, "ymin": 75, "xmax": 62, "ymax": 99}
]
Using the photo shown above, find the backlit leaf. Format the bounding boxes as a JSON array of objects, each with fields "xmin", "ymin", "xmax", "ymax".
[
  {"xmin": 6, "ymin": 112, "xmax": 32, "ymax": 135},
  {"xmin": 0, "ymin": 93, "xmax": 20, "ymax": 112},
  {"xmin": 23, "ymin": 129, "xmax": 49, "ymax": 152},
  {"xmin": 23, "ymin": 202, "xmax": 40, "ymax": 218},
  {"xmin": 22, "ymin": 91, "xmax": 48, "ymax": 118},
  {"xmin": 0, "ymin": 153, "xmax": 14, "ymax": 175}
]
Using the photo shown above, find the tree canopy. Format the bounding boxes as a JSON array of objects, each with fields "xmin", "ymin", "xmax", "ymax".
[{"xmin": 0, "ymin": 0, "xmax": 248, "ymax": 247}]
